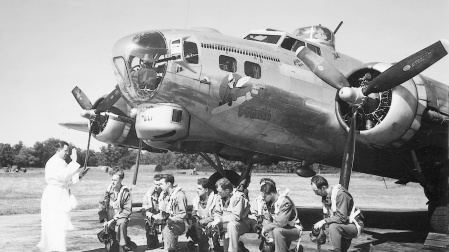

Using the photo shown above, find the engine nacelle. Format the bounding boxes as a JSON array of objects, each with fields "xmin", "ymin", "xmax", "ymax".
[
  {"xmin": 136, "ymin": 103, "xmax": 190, "ymax": 141},
  {"xmin": 93, "ymin": 97, "xmax": 132, "ymax": 145},
  {"xmin": 336, "ymin": 62, "xmax": 427, "ymax": 149}
]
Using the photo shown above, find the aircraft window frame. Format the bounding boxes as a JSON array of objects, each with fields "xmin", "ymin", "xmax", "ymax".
[
  {"xmin": 219, "ymin": 55, "xmax": 237, "ymax": 73},
  {"xmin": 113, "ymin": 56, "xmax": 131, "ymax": 86},
  {"xmin": 307, "ymin": 44, "xmax": 321, "ymax": 55},
  {"xmin": 244, "ymin": 34, "xmax": 281, "ymax": 44},
  {"xmin": 244, "ymin": 61, "xmax": 261, "ymax": 79},
  {"xmin": 280, "ymin": 36, "xmax": 306, "ymax": 52},
  {"xmin": 280, "ymin": 37, "xmax": 297, "ymax": 50},
  {"xmin": 183, "ymin": 41, "xmax": 199, "ymax": 64}
]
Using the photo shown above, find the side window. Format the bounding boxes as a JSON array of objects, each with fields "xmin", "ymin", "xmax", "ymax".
[
  {"xmin": 184, "ymin": 41, "xmax": 198, "ymax": 64},
  {"xmin": 244, "ymin": 61, "xmax": 261, "ymax": 79},
  {"xmin": 219, "ymin": 55, "xmax": 237, "ymax": 72},
  {"xmin": 307, "ymin": 44, "xmax": 321, "ymax": 55}
]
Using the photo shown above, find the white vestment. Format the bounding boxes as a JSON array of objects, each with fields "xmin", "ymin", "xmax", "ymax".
[{"xmin": 37, "ymin": 154, "xmax": 80, "ymax": 252}]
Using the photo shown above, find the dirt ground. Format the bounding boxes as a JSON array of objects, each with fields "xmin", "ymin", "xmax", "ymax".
[{"xmin": 1, "ymin": 207, "xmax": 447, "ymax": 252}]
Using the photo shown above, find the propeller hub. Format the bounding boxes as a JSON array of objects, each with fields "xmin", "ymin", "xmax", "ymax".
[
  {"xmin": 339, "ymin": 87, "xmax": 365, "ymax": 106},
  {"xmin": 80, "ymin": 109, "xmax": 96, "ymax": 119}
]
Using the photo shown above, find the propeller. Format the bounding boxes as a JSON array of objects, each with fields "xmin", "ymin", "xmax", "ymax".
[
  {"xmin": 71, "ymin": 85, "xmax": 123, "ymax": 171},
  {"xmin": 296, "ymin": 40, "xmax": 449, "ymax": 189}
]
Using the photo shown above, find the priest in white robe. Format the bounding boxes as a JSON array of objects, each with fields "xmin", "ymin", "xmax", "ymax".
[{"xmin": 37, "ymin": 141, "xmax": 88, "ymax": 252}]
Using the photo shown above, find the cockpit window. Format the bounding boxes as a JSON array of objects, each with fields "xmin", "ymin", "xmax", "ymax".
[
  {"xmin": 280, "ymin": 36, "xmax": 306, "ymax": 52},
  {"xmin": 244, "ymin": 34, "xmax": 281, "ymax": 44}
]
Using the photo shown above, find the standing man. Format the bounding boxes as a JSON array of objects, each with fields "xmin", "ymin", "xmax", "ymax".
[
  {"xmin": 311, "ymin": 175, "xmax": 364, "ymax": 252},
  {"xmin": 209, "ymin": 178, "xmax": 251, "ymax": 252},
  {"xmin": 142, "ymin": 174, "xmax": 163, "ymax": 248},
  {"xmin": 154, "ymin": 174, "xmax": 188, "ymax": 252},
  {"xmin": 260, "ymin": 182, "xmax": 302, "ymax": 252},
  {"xmin": 104, "ymin": 169, "xmax": 135, "ymax": 252},
  {"xmin": 190, "ymin": 178, "xmax": 218, "ymax": 252},
  {"xmin": 37, "ymin": 141, "xmax": 89, "ymax": 252}
]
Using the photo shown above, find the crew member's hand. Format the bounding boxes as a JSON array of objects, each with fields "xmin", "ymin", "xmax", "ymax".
[
  {"xmin": 70, "ymin": 148, "xmax": 77, "ymax": 161},
  {"xmin": 314, "ymin": 219, "xmax": 326, "ymax": 230},
  {"xmin": 145, "ymin": 212, "xmax": 153, "ymax": 219},
  {"xmin": 105, "ymin": 219, "xmax": 115, "ymax": 228},
  {"xmin": 152, "ymin": 213, "xmax": 163, "ymax": 221},
  {"xmin": 207, "ymin": 219, "xmax": 220, "ymax": 228}
]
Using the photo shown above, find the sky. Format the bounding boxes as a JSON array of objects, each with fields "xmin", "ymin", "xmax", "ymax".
[{"xmin": 0, "ymin": 0, "xmax": 448, "ymax": 151}]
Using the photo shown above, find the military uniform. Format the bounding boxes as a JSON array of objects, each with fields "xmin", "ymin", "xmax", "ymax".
[
  {"xmin": 142, "ymin": 185, "xmax": 162, "ymax": 248},
  {"xmin": 264, "ymin": 193, "xmax": 302, "ymax": 252},
  {"xmin": 322, "ymin": 184, "xmax": 364, "ymax": 252},
  {"xmin": 213, "ymin": 189, "xmax": 251, "ymax": 252},
  {"xmin": 105, "ymin": 184, "xmax": 132, "ymax": 248},
  {"xmin": 158, "ymin": 186, "xmax": 188, "ymax": 251},
  {"xmin": 191, "ymin": 192, "xmax": 219, "ymax": 251}
]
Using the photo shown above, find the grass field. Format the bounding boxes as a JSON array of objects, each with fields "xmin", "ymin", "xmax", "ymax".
[{"xmin": 0, "ymin": 166, "xmax": 427, "ymax": 216}]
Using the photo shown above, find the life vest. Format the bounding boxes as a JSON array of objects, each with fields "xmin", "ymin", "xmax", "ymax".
[
  {"xmin": 217, "ymin": 190, "xmax": 250, "ymax": 221},
  {"xmin": 193, "ymin": 192, "xmax": 217, "ymax": 219},
  {"xmin": 166, "ymin": 186, "xmax": 189, "ymax": 234},
  {"xmin": 108, "ymin": 184, "xmax": 131, "ymax": 220},
  {"xmin": 273, "ymin": 192, "xmax": 298, "ymax": 227},
  {"xmin": 322, "ymin": 184, "xmax": 363, "ymax": 237}
]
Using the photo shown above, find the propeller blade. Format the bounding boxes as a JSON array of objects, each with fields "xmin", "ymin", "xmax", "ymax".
[
  {"xmin": 296, "ymin": 46, "xmax": 350, "ymax": 90},
  {"xmin": 339, "ymin": 107, "xmax": 358, "ymax": 189},
  {"xmin": 72, "ymin": 86, "xmax": 92, "ymax": 110},
  {"xmin": 363, "ymin": 40, "xmax": 449, "ymax": 95},
  {"xmin": 96, "ymin": 85, "xmax": 121, "ymax": 112},
  {"xmin": 58, "ymin": 121, "xmax": 90, "ymax": 133},
  {"xmin": 132, "ymin": 139, "xmax": 142, "ymax": 186}
]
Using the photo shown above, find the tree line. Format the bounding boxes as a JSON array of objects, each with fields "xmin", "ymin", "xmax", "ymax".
[{"xmin": 0, "ymin": 138, "xmax": 305, "ymax": 173}]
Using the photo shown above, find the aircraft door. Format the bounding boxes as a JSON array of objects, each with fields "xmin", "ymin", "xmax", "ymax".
[{"xmin": 169, "ymin": 37, "xmax": 202, "ymax": 80}]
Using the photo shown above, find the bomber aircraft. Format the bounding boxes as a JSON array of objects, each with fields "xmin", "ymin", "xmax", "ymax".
[{"xmin": 62, "ymin": 23, "xmax": 449, "ymax": 235}]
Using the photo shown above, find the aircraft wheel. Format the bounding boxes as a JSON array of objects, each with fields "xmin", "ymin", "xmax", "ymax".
[{"xmin": 428, "ymin": 164, "xmax": 449, "ymax": 234}]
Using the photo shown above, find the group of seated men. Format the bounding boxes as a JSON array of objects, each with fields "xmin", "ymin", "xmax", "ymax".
[
  {"xmin": 100, "ymin": 170, "xmax": 363, "ymax": 252},
  {"xmin": 139, "ymin": 174, "xmax": 303, "ymax": 252}
]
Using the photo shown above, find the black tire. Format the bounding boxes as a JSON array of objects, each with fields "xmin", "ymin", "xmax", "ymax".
[
  {"xmin": 428, "ymin": 165, "xmax": 449, "ymax": 234},
  {"xmin": 206, "ymin": 170, "xmax": 241, "ymax": 192}
]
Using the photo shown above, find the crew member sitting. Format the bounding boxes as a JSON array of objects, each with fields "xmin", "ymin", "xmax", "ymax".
[
  {"xmin": 188, "ymin": 178, "xmax": 219, "ymax": 252},
  {"xmin": 103, "ymin": 169, "xmax": 136, "ymax": 252},
  {"xmin": 261, "ymin": 182, "xmax": 302, "ymax": 252},
  {"xmin": 208, "ymin": 178, "xmax": 251, "ymax": 252},
  {"xmin": 153, "ymin": 174, "xmax": 188, "ymax": 252},
  {"xmin": 311, "ymin": 175, "xmax": 364, "ymax": 252},
  {"xmin": 142, "ymin": 174, "xmax": 163, "ymax": 249}
]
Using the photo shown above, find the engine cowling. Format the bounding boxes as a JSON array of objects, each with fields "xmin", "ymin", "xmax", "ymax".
[
  {"xmin": 336, "ymin": 62, "xmax": 427, "ymax": 149},
  {"xmin": 93, "ymin": 97, "xmax": 132, "ymax": 145}
]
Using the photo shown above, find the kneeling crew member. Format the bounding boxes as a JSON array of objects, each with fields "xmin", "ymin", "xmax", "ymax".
[
  {"xmin": 208, "ymin": 178, "xmax": 251, "ymax": 252},
  {"xmin": 261, "ymin": 182, "xmax": 301, "ymax": 252},
  {"xmin": 311, "ymin": 175, "xmax": 364, "ymax": 252},
  {"xmin": 154, "ymin": 174, "xmax": 188, "ymax": 252},
  {"xmin": 104, "ymin": 169, "xmax": 134, "ymax": 252}
]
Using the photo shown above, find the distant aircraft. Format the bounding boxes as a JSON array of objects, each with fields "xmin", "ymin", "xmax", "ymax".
[{"xmin": 61, "ymin": 23, "xmax": 449, "ymax": 235}]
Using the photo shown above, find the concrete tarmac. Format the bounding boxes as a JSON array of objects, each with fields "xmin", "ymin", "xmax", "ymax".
[{"xmin": 0, "ymin": 207, "xmax": 447, "ymax": 251}]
